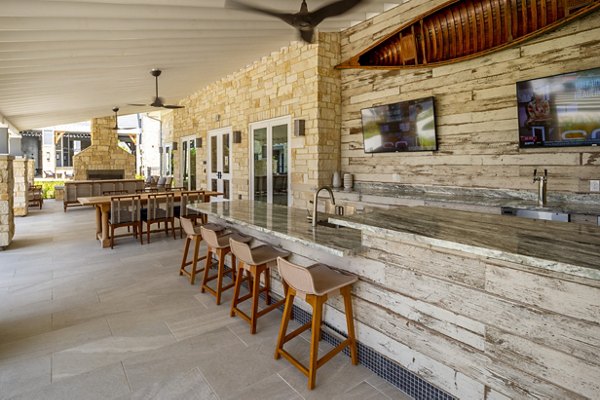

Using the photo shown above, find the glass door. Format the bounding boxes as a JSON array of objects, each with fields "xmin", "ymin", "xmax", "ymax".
[
  {"xmin": 208, "ymin": 127, "xmax": 232, "ymax": 201},
  {"xmin": 180, "ymin": 135, "xmax": 197, "ymax": 190},
  {"xmin": 250, "ymin": 116, "xmax": 290, "ymax": 205}
]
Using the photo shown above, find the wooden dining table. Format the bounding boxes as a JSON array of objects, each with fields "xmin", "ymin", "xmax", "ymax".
[{"xmin": 78, "ymin": 190, "xmax": 223, "ymax": 248}]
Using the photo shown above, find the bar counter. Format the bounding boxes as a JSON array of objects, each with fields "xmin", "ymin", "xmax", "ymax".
[
  {"xmin": 189, "ymin": 200, "xmax": 600, "ymax": 399},
  {"xmin": 190, "ymin": 200, "xmax": 600, "ymax": 279},
  {"xmin": 189, "ymin": 200, "xmax": 362, "ymax": 257},
  {"xmin": 330, "ymin": 205, "xmax": 600, "ymax": 280}
]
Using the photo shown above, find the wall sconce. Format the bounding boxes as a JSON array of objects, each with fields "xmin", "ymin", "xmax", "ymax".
[
  {"xmin": 172, "ymin": 142, "xmax": 178, "ymax": 151},
  {"xmin": 233, "ymin": 130, "xmax": 242, "ymax": 144},
  {"xmin": 195, "ymin": 138, "xmax": 202, "ymax": 148},
  {"xmin": 294, "ymin": 119, "xmax": 305, "ymax": 136}
]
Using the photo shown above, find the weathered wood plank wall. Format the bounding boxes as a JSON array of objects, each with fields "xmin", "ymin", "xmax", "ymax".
[
  {"xmin": 340, "ymin": 2, "xmax": 600, "ymax": 194},
  {"xmin": 336, "ymin": 230, "xmax": 600, "ymax": 398}
]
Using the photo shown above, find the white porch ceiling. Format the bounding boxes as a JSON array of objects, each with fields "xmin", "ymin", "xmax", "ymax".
[{"xmin": 0, "ymin": 0, "xmax": 395, "ymax": 131}]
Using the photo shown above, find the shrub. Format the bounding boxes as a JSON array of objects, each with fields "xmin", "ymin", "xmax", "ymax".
[{"xmin": 34, "ymin": 180, "xmax": 65, "ymax": 199}]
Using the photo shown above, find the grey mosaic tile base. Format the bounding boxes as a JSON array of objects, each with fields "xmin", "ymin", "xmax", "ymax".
[{"xmin": 263, "ymin": 292, "xmax": 456, "ymax": 400}]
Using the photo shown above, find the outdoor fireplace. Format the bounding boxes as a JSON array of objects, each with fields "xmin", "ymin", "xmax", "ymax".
[
  {"xmin": 73, "ymin": 117, "xmax": 135, "ymax": 180},
  {"xmin": 87, "ymin": 170, "xmax": 125, "ymax": 180}
]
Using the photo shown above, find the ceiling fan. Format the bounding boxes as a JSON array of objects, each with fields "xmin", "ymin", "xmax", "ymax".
[
  {"xmin": 111, "ymin": 107, "xmax": 138, "ymax": 131},
  {"xmin": 129, "ymin": 68, "xmax": 184, "ymax": 109},
  {"xmin": 225, "ymin": 0, "xmax": 365, "ymax": 43}
]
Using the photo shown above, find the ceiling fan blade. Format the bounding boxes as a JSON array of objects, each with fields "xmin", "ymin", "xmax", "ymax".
[
  {"xmin": 162, "ymin": 105, "xmax": 185, "ymax": 109},
  {"xmin": 128, "ymin": 103, "xmax": 149, "ymax": 107},
  {"xmin": 310, "ymin": 0, "xmax": 364, "ymax": 25}
]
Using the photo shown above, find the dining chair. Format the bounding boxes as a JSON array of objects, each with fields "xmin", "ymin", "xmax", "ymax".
[
  {"xmin": 28, "ymin": 184, "xmax": 44, "ymax": 209},
  {"xmin": 142, "ymin": 192, "xmax": 176, "ymax": 243},
  {"xmin": 108, "ymin": 195, "xmax": 143, "ymax": 248},
  {"xmin": 175, "ymin": 190, "xmax": 206, "ymax": 237}
]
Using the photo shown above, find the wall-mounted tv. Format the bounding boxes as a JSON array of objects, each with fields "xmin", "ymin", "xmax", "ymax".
[
  {"xmin": 517, "ymin": 67, "xmax": 600, "ymax": 148},
  {"xmin": 361, "ymin": 96, "xmax": 437, "ymax": 153}
]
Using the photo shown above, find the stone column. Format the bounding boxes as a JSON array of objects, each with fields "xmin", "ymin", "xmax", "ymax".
[
  {"xmin": 13, "ymin": 157, "xmax": 29, "ymax": 217},
  {"xmin": 27, "ymin": 159, "xmax": 35, "ymax": 184},
  {"xmin": 0, "ymin": 155, "xmax": 15, "ymax": 250}
]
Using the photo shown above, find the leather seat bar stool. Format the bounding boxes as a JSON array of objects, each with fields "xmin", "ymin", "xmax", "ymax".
[
  {"xmin": 179, "ymin": 217, "xmax": 225, "ymax": 285},
  {"xmin": 229, "ymin": 237, "xmax": 291, "ymax": 334},
  {"xmin": 200, "ymin": 226, "xmax": 252, "ymax": 305},
  {"xmin": 274, "ymin": 257, "xmax": 358, "ymax": 390}
]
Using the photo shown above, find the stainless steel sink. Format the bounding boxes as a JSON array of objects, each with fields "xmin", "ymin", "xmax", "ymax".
[{"xmin": 500, "ymin": 207, "xmax": 569, "ymax": 222}]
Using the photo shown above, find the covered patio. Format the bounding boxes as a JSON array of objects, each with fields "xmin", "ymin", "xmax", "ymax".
[{"xmin": 0, "ymin": 201, "xmax": 408, "ymax": 399}]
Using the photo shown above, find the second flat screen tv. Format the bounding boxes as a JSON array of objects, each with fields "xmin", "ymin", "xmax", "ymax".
[
  {"xmin": 517, "ymin": 67, "xmax": 600, "ymax": 148},
  {"xmin": 361, "ymin": 97, "xmax": 437, "ymax": 153}
]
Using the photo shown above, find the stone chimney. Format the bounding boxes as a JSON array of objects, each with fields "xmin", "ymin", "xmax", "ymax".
[{"xmin": 73, "ymin": 116, "xmax": 135, "ymax": 180}]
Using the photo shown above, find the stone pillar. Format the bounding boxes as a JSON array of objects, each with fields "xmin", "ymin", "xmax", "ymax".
[
  {"xmin": 27, "ymin": 159, "xmax": 35, "ymax": 185},
  {"xmin": 0, "ymin": 155, "xmax": 15, "ymax": 250},
  {"xmin": 12, "ymin": 157, "xmax": 29, "ymax": 217},
  {"xmin": 0, "ymin": 128, "xmax": 8, "ymax": 154}
]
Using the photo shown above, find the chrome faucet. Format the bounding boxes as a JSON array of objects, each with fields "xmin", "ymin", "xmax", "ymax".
[
  {"xmin": 533, "ymin": 169, "xmax": 547, "ymax": 207},
  {"xmin": 311, "ymin": 186, "xmax": 335, "ymax": 227}
]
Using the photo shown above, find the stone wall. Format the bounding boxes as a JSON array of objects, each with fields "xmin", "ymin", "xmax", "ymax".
[
  {"xmin": 0, "ymin": 155, "xmax": 15, "ymax": 249},
  {"xmin": 339, "ymin": 2, "xmax": 600, "ymax": 195},
  {"xmin": 165, "ymin": 33, "xmax": 341, "ymax": 207},
  {"xmin": 27, "ymin": 159, "xmax": 34, "ymax": 185},
  {"xmin": 12, "ymin": 157, "xmax": 28, "ymax": 217},
  {"xmin": 73, "ymin": 117, "xmax": 135, "ymax": 180}
]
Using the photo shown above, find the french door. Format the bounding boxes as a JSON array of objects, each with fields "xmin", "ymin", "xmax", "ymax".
[
  {"xmin": 250, "ymin": 116, "xmax": 290, "ymax": 205},
  {"xmin": 208, "ymin": 127, "xmax": 232, "ymax": 201},
  {"xmin": 180, "ymin": 135, "xmax": 196, "ymax": 191}
]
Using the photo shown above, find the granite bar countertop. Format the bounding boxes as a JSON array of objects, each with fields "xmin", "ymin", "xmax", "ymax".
[
  {"xmin": 188, "ymin": 200, "xmax": 363, "ymax": 257},
  {"xmin": 335, "ymin": 183, "xmax": 600, "ymax": 215},
  {"xmin": 330, "ymin": 206, "xmax": 600, "ymax": 280}
]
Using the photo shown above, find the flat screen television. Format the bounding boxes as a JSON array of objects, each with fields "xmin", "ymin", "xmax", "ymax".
[
  {"xmin": 361, "ymin": 96, "xmax": 437, "ymax": 153},
  {"xmin": 517, "ymin": 67, "xmax": 600, "ymax": 148}
]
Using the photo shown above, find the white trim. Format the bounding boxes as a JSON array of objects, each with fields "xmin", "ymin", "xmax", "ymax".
[{"xmin": 249, "ymin": 115, "xmax": 291, "ymax": 205}]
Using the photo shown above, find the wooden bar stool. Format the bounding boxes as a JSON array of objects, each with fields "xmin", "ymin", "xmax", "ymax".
[
  {"xmin": 179, "ymin": 217, "xmax": 225, "ymax": 285},
  {"xmin": 200, "ymin": 226, "xmax": 252, "ymax": 305},
  {"xmin": 274, "ymin": 257, "xmax": 358, "ymax": 390},
  {"xmin": 229, "ymin": 237, "xmax": 291, "ymax": 334}
]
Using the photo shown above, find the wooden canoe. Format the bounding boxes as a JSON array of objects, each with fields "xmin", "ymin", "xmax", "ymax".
[{"xmin": 336, "ymin": 0, "xmax": 600, "ymax": 69}]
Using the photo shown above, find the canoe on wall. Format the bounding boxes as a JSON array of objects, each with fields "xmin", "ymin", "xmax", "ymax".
[{"xmin": 336, "ymin": 0, "xmax": 600, "ymax": 69}]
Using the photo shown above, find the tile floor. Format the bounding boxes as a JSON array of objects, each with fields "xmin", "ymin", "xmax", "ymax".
[{"xmin": 0, "ymin": 201, "xmax": 412, "ymax": 400}]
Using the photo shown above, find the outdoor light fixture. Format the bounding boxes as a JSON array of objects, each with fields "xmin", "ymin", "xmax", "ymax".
[
  {"xmin": 294, "ymin": 119, "xmax": 305, "ymax": 136},
  {"xmin": 233, "ymin": 130, "xmax": 242, "ymax": 144}
]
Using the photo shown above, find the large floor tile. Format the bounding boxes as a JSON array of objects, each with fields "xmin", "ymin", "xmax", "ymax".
[
  {"xmin": 7, "ymin": 362, "xmax": 130, "ymax": 400},
  {"xmin": 52, "ymin": 334, "xmax": 176, "ymax": 380},
  {"xmin": 0, "ymin": 355, "xmax": 51, "ymax": 400},
  {"xmin": 124, "ymin": 367, "xmax": 218, "ymax": 400}
]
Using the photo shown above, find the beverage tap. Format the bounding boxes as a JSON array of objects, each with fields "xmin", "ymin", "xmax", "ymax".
[{"xmin": 533, "ymin": 169, "xmax": 548, "ymax": 207}]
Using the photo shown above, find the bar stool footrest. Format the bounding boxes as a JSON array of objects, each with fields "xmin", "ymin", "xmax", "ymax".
[{"xmin": 277, "ymin": 349, "xmax": 309, "ymax": 377}]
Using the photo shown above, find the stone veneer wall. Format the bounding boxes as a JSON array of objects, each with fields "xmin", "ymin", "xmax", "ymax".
[
  {"xmin": 73, "ymin": 117, "xmax": 135, "ymax": 180},
  {"xmin": 340, "ymin": 2, "xmax": 600, "ymax": 194},
  {"xmin": 163, "ymin": 33, "xmax": 341, "ymax": 207},
  {"xmin": 27, "ymin": 159, "xmax": 34, "ymax": 185},
  {"xmin": 12, "ymin": 157, "xmax": 28, "ymax": 217},
  {"xmin": 0, "ymin": 155, "xmax": 15, "ymax": 249}
]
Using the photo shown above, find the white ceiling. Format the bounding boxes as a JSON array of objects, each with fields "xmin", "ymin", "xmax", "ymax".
[{"xmin": 0, "ymin": 0, "xmax": 396, "ymax": 131}]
